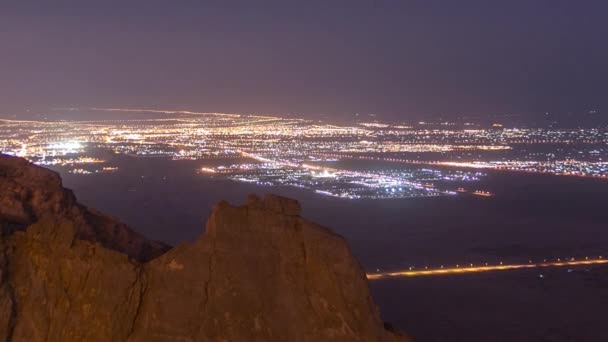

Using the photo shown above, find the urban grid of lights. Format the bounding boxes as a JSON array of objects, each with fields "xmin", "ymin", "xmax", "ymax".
[{"xmin": 1, "ymin": 108, "xmax": 607, "ymax": 199}]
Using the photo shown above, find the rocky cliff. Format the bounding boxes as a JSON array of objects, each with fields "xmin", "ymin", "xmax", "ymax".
[
  {"xmin": 0, "ymin": 155, "xmax": 169, "ymax": 261},
  {"xmin": 0, "ymin": 155, "xmax": 409, "ymax": 341}
]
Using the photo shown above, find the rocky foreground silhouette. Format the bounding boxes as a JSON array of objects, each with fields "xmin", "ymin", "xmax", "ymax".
[{"xmin": 0, "ymin": 155, "xmax": 409, "ymax": 341}]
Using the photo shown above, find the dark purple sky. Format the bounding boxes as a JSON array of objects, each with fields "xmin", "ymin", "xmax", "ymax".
[{"xmin": 1, "ymin": 1, "xmax": 607, "ymax": 120}]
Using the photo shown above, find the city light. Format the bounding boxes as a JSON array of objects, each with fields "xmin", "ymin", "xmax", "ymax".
[{"xmin": 1, "ymin": 108, "xmax": 606, "ymax": 199}]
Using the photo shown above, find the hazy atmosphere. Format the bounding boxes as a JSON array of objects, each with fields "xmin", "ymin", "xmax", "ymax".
[
  {"xmin": 1, "ymin": 2, "xmax": 608, "ymax": 341},
  {"xmin": 2, "ymin": 1, "xmax": 607, "ymax": 119}
]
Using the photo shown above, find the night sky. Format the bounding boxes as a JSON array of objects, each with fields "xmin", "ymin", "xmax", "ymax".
[{"xmin": 1, "ymin": 1, "xmax": 607, "ymax": 120}]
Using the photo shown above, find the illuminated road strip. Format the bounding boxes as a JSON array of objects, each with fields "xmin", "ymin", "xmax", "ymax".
[
  {"xmin": 314, "ymin": 153, "xmax": 608, "ymax": 180},
  {"xmin": 366, "ymin": 259, "xmax": 608, "ymax": 280},
  {"xmin": 88, "ymin": 107, "xmax": 278, "ymax": 120}
]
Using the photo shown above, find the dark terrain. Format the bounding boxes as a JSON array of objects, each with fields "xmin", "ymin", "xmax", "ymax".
[
  {"xmin": 54, "ymin": 153, "xmax": 608, "ymax": 341},
  {"xmin": 0, "ymin": 154, "xmax": 407, "ymax": 341}
]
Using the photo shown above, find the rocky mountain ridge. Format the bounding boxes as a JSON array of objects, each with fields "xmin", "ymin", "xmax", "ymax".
[
  {"xmin": 0, "ymin": 155, "xmax": 169, "ymax": 261},
  {"xmin": 0, "ymin": 154, "xmax": 408, "ymax": 341}
]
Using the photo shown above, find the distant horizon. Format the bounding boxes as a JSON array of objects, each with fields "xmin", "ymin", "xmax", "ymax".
[
  {"xmin": 2, "ymin": 1, "xmax": 607, "ymax": 121},
  {"xmin": 0, "ymin": 105, "xmax": 605, "ymax": 127}
]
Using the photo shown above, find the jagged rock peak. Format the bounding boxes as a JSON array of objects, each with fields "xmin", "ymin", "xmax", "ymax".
[
  {"xmin": 0, "ymin": 153, "xmax": 76, "ymax": 224},
  {"xmin": 245, "ymin": 193, "xmax": 302, "ymax": 216},
  {"xmin": 0, "ymin": 155, "xmax": 410, "ymax": 341},
  {"xmin": 0, "ymin": 154, "xmax": 169, "ymax": 261}
]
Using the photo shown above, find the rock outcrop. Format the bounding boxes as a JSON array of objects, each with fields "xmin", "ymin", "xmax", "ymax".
[
  {"xmin": 0, "ymin": 156, "xmax": 169, "ymax": 261},
  {"xmin": 0, "ymin": 155, "xmax": 409, "ymax": 341}
]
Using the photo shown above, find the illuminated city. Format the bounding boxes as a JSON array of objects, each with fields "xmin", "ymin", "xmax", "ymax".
[
  {"xmin": 2, "ymin": 107, "xmax": 606, "ymax": 200},
  {"xmin": 2, "ymin": 2, "xmax": 608, "ymax": 340}
]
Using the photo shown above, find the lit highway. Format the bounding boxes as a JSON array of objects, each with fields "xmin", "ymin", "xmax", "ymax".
[
  {"xmin": 314, "ymin": 153, "xmax": 608, "ymax": 180},
  {"xmin": 366, "ymin": 257, "xmax": 608, "ymax": 280}
]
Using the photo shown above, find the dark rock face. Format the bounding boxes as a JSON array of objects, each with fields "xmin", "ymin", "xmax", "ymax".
[
  {"xmin": 0, "ymin": 155, "xmax": 409, "ymax": 341},
  {"xmin": 0, "ymin": 155, "xmax": 169, "ymax": 261}
]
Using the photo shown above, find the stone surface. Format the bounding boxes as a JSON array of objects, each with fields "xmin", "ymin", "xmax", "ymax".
[
  {"xmin": 0, "ymin": 155, "xmax": 169, "ymax": 261},
  {"xmin": 0, "ymin": 155, "xmax": 410, "ymax": 341}
]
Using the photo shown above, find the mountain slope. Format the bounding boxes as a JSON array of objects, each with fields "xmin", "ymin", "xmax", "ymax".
[
  {"xmin": 0, "ymin": 155, "xmax": 409, "ymax": 341},
  {"xmin": 0, "ymin": 155, "xmax": 169, "ymax": 261}
]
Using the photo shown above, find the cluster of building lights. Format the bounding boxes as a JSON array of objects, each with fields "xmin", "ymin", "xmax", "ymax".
[{"xmin": 1, "ymin": 108, "xmax": 606, "ymax": 198}]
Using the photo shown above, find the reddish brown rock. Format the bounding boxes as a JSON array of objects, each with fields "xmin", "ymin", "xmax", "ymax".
[
  {"xmin": 131, "ymin": 194, "xmax": 408, "ymax": 341},
  {"xmin": 0, "ymin": 155, "xmax": 169, "ymax": 261},
  {"xmin": 0, "ymin": 155, "xmax": 410, "ymax": 341}
]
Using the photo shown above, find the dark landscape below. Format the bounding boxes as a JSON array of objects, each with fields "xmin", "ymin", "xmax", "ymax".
[
  {"xmin": 54, "ymin": 153, "xmax": 608, "ymax": 342},
  {"xmin": 0, "ymin": 154, "xmax": 408, "ymax": 341}
]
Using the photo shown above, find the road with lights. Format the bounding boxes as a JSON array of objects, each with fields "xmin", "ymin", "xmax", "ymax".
[{"xmin": 366, "ymin": 257, "xmax": 608, "ymax": 280}]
